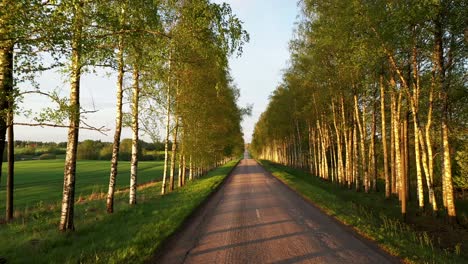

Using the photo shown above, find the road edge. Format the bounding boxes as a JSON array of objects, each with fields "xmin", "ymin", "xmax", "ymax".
[
  {"xmin": 256, "ymin": 159, "xmax": 403, "ymax": 264},
  {"xmin": 145, "ymin": 158, "xmax": 242, "ymax": 264}
]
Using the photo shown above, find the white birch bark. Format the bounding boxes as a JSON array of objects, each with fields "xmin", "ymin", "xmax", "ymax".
[{"xmin": 129, "ymin": 66, "xmax": 139, "ymax": 205}]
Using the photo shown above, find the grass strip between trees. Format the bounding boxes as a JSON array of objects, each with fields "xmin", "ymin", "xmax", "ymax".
[
  {"xmin": 0, "ymin": 159, "xmax": 240, "ymax": 264},
  {"xmin": 258, "ymin": 160, "xmax": 467, "ymax": 264}
]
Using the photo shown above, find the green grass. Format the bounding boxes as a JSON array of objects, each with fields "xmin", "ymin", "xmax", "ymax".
[
  {"xmin": 0, "ymin": 159, "xmax": 239, "ymax": 263},
  {"xmin": 259, "ymin": 160, "xmax": 467, "ymax": 264},
  {"xmin": 0, "ymin": 160, "xmax": 164, "ymax": 212}
]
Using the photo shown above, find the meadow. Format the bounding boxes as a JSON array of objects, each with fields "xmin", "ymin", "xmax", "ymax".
[{"xmin": 0, "ymin": 159, "xmax": 164, "ymax": 212}]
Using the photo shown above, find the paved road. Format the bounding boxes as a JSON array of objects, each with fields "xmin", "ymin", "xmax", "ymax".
[{"xmin": 154, "ymin": 156, "xmax": 398, "ymax": 264}]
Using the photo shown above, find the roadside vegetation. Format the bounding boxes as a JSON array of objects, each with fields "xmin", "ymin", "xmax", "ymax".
[
  {"xmin": 260, "ymin": 160, "xmax": 467, "ymax": 264},
  {"xmin": 0, "ymin": 159, "xmax": 239, "ymax": 263}
]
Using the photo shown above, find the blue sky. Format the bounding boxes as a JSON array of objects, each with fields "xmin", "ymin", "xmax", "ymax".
[
  {"xmin": 15, "ymin": 0, "xmax": 299, "ymax": 143},
  {"xmin": 218, "ymin": 0, "xmax": 299, "ymax": 142}
]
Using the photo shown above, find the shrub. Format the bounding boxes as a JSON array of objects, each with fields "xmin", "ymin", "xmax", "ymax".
[
  {"xmin": 77, "ymin": 140, "xmax": 100, "ymax": 160},
  {"xmin": 154, "ymin": 153, "xmax": 165, "ymax": 161},
  {"xmin": 99, "ymin": 145, "xmax": 113, "ymax": 161},
  {"xmin": 39, "ymin": 153, "xmax": 56, "ymax": 160},
  {"xmin": 141, "ymin": 154, "xmax": 155, "ymax": 161}
]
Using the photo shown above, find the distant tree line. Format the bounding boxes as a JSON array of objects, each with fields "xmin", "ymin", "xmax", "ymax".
[{"xmin": 2, "ymin": 139, "xmax": 171, "ymax": 161}]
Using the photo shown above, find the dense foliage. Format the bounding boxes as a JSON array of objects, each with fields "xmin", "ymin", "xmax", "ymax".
[{"xmin": 252, "ymin": 0, "xmax": 466, "ymax": 222}]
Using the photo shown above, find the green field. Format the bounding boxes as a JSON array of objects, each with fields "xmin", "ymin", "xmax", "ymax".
[
  {"xmin": 0, "ymin": 159, "xmax": 239, "ymax": 263},
  {"xmin": 0, "ymin": 159, "xmax": 164, "ymax": 212}
]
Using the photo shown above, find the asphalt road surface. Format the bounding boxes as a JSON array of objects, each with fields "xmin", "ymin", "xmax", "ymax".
[{"xmin": 154, "ymin": 154, "xmax": 398, "ymax": 264}]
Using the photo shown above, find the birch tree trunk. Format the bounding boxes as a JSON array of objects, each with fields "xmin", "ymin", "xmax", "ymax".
[
  {"xmin": 308, "ymin": 122, "xmax": 314, "ymax": 174},
  {"xmin": 380, "ymin": 74, "xmax": 390, "ymax": 198},
  {"xmin": 346, "ymin": 129, "xmax": 352, "ymax": 188},
  {"xmin": 332, "ymin": 101, "xmax": 344, "ymax": 185},
  {"xmin": 0, "ymin": 39, "xmax": 14, "ymax": 221},
  {"xmin": 189, "ymin": 155, "xmax": 193, "ymax": 181},
  {"xmin": 161, "ymin": 62, "xmax": 171, "ymax": 195},
  {"xmin": 129, "ymin": 66, "xmax": 139, "ymax": 205},
  {"xmin": 393, "ymin": 90, "xmax": 406, "ymax": 220},
  {"xmin": 341, "ymin": 98, "xmax": 352, "ymax": 188},
  {"xmin": 106, "ymin": 34, "xmax": 124, "ymax": 213},
  {"xmin": 390, "ymin": 93, "xmax": 397, "ymax": 195},
  {"xmin": 181, "ymin": 154, "xmax": 186, "ymax": 186},
  {"xmin": 402, "ymin": 112, "xmax": 409, "ymax": 202},
  {"xmin": 169, "ymin": 117, "xmax": 179, "ymax": 191},
  {"xmin": 354, "ymin": 95, "xmax": 368, "ymax": 192},
  {"xmin": 408, "ymin": 45, "xmax": 425, "ymax": 210},
  {"xmin": 423, "ymin": 84, "xmax": 437, "ymax": 212},
  {"xmin": 353, "ymin": 124, "xmax": 359, "ymax": 191},
  {"xmin": 435, "ymin": 16, "xmax": 456, "ymax": 222},
  {"xmin": 370, "ymin": 101, "xmax": 377, "ymax": 192},
  {"xmin": 177, "ymin": 151, "xmax": 183, "ymax": 188},
  {"xmin": 6, "ymin": 110, "xmax": 13, "ymax": 221},
  {"xmin": 59, "ymin": 1, "xmax": 83, "ymax": 231},
  {"xmin": 0, "ymin": 41, "xmax": 13, "ymax": 191}
]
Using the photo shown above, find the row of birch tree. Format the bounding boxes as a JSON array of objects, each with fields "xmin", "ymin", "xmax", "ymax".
[
  {"xmin": 0, "ymin": 0, "xmax": 248, "ymax": 231},
  {"xmin": 251, "ymin": 0, "xmax": 466, "ymax": 223}
]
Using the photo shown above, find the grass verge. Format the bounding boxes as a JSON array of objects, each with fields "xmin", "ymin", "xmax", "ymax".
[
  {"xmin": 258, "ymin": 160, "xmax": 467, "ymax": 264},
  {"xmin": 0, "ymin": 159, "xmax": 239, "ymax": 264}
]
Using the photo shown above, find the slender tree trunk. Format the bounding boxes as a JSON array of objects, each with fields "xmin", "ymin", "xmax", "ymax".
[
  {"xmin": 435, "ymin": 15, "xmax": 456, "ymax": 222},
  {"xmin": 345, "ymin": 128, "xmax": 352, "ymax": 188},
  {"xmin": 424, "ymin": 85, "xmax": 437, "ymax": 212},
  {"xmin": 161, "ymin": 60, "xmax": 172, "ymax": 195},
  {"xmin": 189, "ymin": 155, "xmax": 193, "ymax": 181},
  {"xmin": 411, "ymin": 109, "xmax": 424, "ymax": 209},
  {"xmin": 402, "ymin": 112, "xmax": 409, "ymax": 202},
  {"xmin": 353, "ymin": 124, "xmax": 359, "ymax": 191},
  {"xmin": 341, "ymin": 98, "xmax": 351, "ymax": 188},
  {"xmin": 295, "ymin": 120, "xmax": 302, "ymax": 168},
  {"xmin": 370, "ymin": 100, "xmax": 377, "ymax": 192},
  {"xmin": 59, "ymin": 2, "xmax": 82, "ymax": 231},
  {"xmin": 390, "ymin": 93, "xmax": 397, "ymax": 195},
  {"xmin": 177, "ymin": 155, "xmax": 182, "ymax": 187},
  {"xmin": 441, "ymin": 77, "xmax": 456, "ymax": 220},
  {"xmin": 106, "ymin": 34, "xmax": 124, "ymax": 213},
  {"xmin": 129, "ymin": 66, "xmax": 139, "ymax": 205},
  {"xmin": 380, "ymin": 75, "xmax": 390, "ymax": 198},
  {"xmin": 332, "ymin": 101, "xmax": 344, "ymax": 185},
  {"xmin": 312, "ymin": 129, "xmax": 318, "ymax": 176},
  {"xmin": 408, "ymin": 44, "xmax": 425, "ymax": 210},
  {"xmin": 6, "ymin": 111, "xmax": 14, "ymax": 221},
  {"xmin": 181, "ymin": 154, "xmax": 186, "ymax": 186},
  {"xmin": 330, "ymin": 135, "xmax": 336, "ymax": 183},
  {"xmin": 393, "ymin": 90, "xmax": 406, "ymax": 220},
  {"xmin": 0, "ymin": 41, "xmax": 14, "ymax": 194},
  {"xmin": 322, "ymin": 126, "xmax": 329, "ymax": 180},
  {"xmin": 169, "ymin": 117, "xmax": 179, "ymax": 191},
  {"xmin": 308, "ymin": 122, "xmax": 313, "ymax": 174},
  {"xmin": 354, "ymin": 95, "xmax": 368, "ymax": 192}
]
